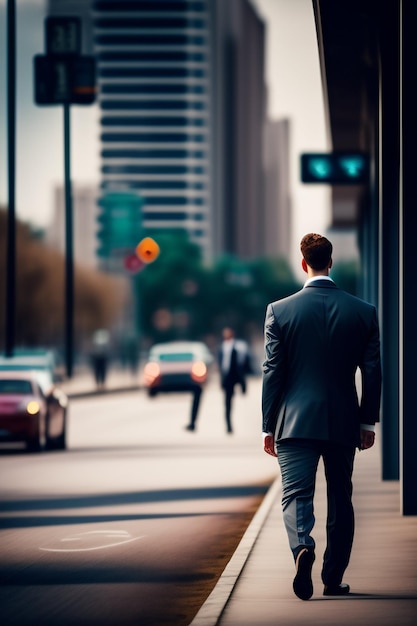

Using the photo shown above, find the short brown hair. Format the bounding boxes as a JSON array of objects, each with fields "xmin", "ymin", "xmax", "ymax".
[{"xmin": 300, "ymin": 233, "xmax": 333, "ymax": 270}]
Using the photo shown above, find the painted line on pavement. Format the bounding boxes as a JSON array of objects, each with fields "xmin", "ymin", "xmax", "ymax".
[{"xmin": 40, "ymin": 529, "xmax": 145, "ymax": 553}]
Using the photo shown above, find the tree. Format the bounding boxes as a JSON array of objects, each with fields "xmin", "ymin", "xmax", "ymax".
[
  {"xmin": 0, "ymin": 207, "xmax": 127, "ymax": 354},
  {"xmin": 331, "ymin": 260, "xmax": 359, "ymax": 295},
  {"xmin": 135, "ymin": 230, "xmax": 207, "ymax": 342},
  {"xmin": 134, "ymin": 230, "xmax": 300, "ymax": 345}
]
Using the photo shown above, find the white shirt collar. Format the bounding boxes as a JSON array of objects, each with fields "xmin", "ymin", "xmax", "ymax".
[{"xmin": 304, "ymin": 275, "xmax": 335, "ymax": 287}]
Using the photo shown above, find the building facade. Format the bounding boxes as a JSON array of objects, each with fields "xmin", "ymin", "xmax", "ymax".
[
  {"xmin": 263, "ymin": 118, "xmax": 291, "ymax": 259},
  {"xmin": 92, "ymin": 0, "xmax": 214, "ymax": 258},
  {"xmin": 48, "ymin": 0, "xmax": 290, "ymax": 266},
  {"xmin": 211, "ymin": 0, "xmax": 266, "ymax": 258},
  {"xmin": 46, "ymin": 184, "xmax": 99, "ymax": 269}
]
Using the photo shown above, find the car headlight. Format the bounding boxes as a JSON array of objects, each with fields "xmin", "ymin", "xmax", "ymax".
[
  {"xmin": 26, "ymin": 401, "xmax": 41, "ymax": 415},
  {"xmin": 191, "ymin": 361, "xmax": 207, "ymax": 383},
  {"xmin": 144, "ymin": 362, "xmax": 161, "ymax": 385}
]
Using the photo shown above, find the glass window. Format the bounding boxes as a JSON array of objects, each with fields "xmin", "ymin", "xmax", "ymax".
[
  {"xmin": 102, "ymin": 165, "xmax": 205, "ymax": 174},
  {"xmin": 101, "ymin": 132, "xmax": 205, "ymax": 143},
  {"xmin": 144, "ymin": 212, "xmax": 188, "ymax": 221},
  {"xmin": 93, "ymin": 3, "xmax": 205, "ymax": 15},
  {"xmin": 143, "ymin": 197, "xmax": 205, "ymax": 205},
  {"xmin": 95, "ymin": 34, "xmax": 206, "ymax": 46},
  {"xmin": 101, "ymin": 84, "xmax": 205, "ymax": 96},
  {"xmin": 94, "ymin": 18, "xmax": 205, "ymax": 30},
  {"xmin": 101, "ymin": 116, "xmax": 206, "ymax": 127},
  {"xmin": 158, "ymin": 353, "xmax": 194, "ymax": 362},
  {"xmin": 0, "ymin": 379, "xmax": 33, "ymax": 394},
  {"xmin": 99, "ymin": 68, "xmax": 206, "ymax": 79},
  {"xmin": 101, "ymin": 101, "xmax": 206, "ymax": 111},
  {"xmin": 101, "ymin": 149, "xmax": 205, "ymax": 159},
  {"xmin": 98, "ymin": 51, "xmax": 206, "ymax": 62}
]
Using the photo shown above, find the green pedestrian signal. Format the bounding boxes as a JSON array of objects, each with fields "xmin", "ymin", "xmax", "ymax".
[{"xmin": 301, "ymin": 153, "xmax": 369, "ymax": 184}]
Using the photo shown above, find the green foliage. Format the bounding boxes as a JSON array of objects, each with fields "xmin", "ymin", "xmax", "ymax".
[
  {"xmin": 331, "ymin": 260, "xmax": 359, "ymax": 295},
  {"xmin": 134, "ymin": 230, "xmax": 300, "ymax": 343},
  {"xmin": 0, "ymin": 207, "xmax": 126, "ymax": 352}
]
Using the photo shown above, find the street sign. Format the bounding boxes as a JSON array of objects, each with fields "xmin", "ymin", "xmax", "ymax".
[
  {"xmin": 34, "ymin": 16, "xmax": 96, "ymax": 106},
  {"xmin": 34, "ymin": 55, "xmax": 96, "ymax": 105},
  {"xmin": 300, "ymin": 153, "xmax": 370, "ymax": 184},
  {"xmin": 46, "ymin": 16, "xmax": 81, "ymax": 56}
]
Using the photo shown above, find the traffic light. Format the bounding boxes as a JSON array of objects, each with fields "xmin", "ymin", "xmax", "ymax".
[
  {"xmin": 300, "ymin": 153, "xmax": 369, "ymax": 184},
  {"xmin": 135, "ymin": 237, "xmax": 160, "ymax": 264},
  {"xmin": 97, "ymin": 192, "xmax": 144, "ymax": 258}
]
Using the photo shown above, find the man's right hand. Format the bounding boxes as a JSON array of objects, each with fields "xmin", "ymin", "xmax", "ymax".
[{"xmin": 360, "ymin": 429, "xmax": 375, "ymax": 450}]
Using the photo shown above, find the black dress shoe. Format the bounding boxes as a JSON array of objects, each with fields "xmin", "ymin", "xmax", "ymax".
[
  {"xmin": 293, "ymin": 548, "xmax": 315, "ymax": 600},
  {"xmin": 323, "ymin": 583, "xmax": 350, "ymax": 596}
]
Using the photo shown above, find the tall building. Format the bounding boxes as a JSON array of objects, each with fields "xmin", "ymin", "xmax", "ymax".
[
  {"xmin": 48, "ymin": 0, "xmax": 288, "ymax": 265},
  {"xmin": 263, "ymin": 118, "xmax": 291, "ymax": 259},
  {"xmin": 211, "ymin": 0, "xmax": 266, "ymax": 258},
  {"xmin": 46, "ymin": 184, "xmax": 99, "ymax": 269},
  {"xmin": 92, "ymin": 0, "xmax": 214, "ymax": 258}
]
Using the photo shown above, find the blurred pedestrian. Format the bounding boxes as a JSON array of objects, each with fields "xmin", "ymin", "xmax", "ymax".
[
  {"xmin": 90, "ymin": 329, "xmax": 110, "ymax": 390},
  {"xmin": 219, "ymin": 327, "xmax": 249, "ymax": 433},
  {"xmin": 262, "ymin": 233, "xmax": 381, "ymax": 600},
  {"xmin": 91, "ymin": 352, "xmax": 108, "ymax": 389},
  {"xmin": 185, "ymin": 386, "xmax": 203, "ymax": 432}
]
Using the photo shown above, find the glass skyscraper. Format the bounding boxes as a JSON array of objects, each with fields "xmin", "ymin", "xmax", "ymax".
[{"xmin": 92, "ymin": 0, "xmax": 213, "ymax": 257}]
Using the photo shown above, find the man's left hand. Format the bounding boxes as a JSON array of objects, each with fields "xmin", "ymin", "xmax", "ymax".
[{"xmin": 264, "ymin": 434, "xmax": 277, "ymax": 457}]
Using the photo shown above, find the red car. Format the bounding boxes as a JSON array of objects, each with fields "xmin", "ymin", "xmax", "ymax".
[{"xmin": 0, "ymin": 371, "xmax": 67, "ymax": 452}]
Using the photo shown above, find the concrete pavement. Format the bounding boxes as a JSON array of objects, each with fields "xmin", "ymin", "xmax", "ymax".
[
  {"xmin": 61, "ymin": 373, "xmax": 417, "ymax": 625},
  {"xmin": 191, "ymin": 425, "xmax": 417, "ymax": 626},
  {"xmin": 60, "ymin": 365, "xmax": 140, "ymax": 398}
]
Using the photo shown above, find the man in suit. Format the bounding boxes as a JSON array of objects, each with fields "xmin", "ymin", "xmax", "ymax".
[
  {"xmin": 219, "ymin": 327, "xmax": 249, "ymax": 433},
  {"xmin": 262, "ymin": 233, "xmax": 381, "ymax": 600}
]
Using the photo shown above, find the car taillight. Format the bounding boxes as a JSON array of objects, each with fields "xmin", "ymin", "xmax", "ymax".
[
  {"xmin": 144, "ymin": 362, "xmax": 161, "ymax": 386},
  {"xmin": 191, "ymin": 361, "xmax": 207, "ymax": 383}
]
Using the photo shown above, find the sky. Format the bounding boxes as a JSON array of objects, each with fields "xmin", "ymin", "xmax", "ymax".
[{"xmin": 0, "ymin": 0, "xmax": 330, "ymax": 276}]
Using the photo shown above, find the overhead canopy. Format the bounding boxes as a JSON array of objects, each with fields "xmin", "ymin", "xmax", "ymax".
[{"xmin": 312, "ymin": 0, "xmax": 381, "ymax": 226}]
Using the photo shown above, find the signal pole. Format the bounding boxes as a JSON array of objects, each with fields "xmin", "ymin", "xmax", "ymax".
[
  {"xmin": 5, "ymin": 0, "xmax": 16, "ymax": 357},
  {"xmin": 34, "ymin": 16, "xmax": 96, "ymax": 377}
]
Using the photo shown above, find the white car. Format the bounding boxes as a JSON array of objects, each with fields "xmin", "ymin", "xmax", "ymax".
[{"xmin": 143, "ymin": 341, "xmax": 213, "ymax": 397}]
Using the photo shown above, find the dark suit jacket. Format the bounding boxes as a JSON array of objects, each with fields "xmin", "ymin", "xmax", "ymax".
[
  {"xmin": 262, "ymin": 280, "xmax": 382, "ymax": 447},
  {"xmin": 219, "ymin": 344, "xmax": 246, "ymax": 390}
]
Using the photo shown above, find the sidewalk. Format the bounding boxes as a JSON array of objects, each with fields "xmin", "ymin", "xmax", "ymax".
[
  {"xmin": 60, "ymin": 366, "xmax": 140, "ymax": 398},
  {"xmin": 191, "ymin": 426, "xmax": 417, "ymax": 626}
]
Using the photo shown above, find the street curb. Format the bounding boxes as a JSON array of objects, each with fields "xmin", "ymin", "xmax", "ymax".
[
  {"xmin": 189, "ymin": 476, "xmax": 281, "ymax": 626},
  {"xmin": 66, "ymin": 385, "xmax": 140, "ymax": 400}
]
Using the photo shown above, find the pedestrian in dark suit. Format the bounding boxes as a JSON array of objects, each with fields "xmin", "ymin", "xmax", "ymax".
[
  {"xmin": 262, "ymin": 233, "xmax": 381, "ymax": 600},
  {"xmin": 219, "ymin": 327, "xmax": 248, "ymax": 433}
]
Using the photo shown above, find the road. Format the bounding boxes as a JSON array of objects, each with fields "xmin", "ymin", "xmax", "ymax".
[{"xmin": 0, "ymin": 378, "xmax": 277, "ymax": 626}]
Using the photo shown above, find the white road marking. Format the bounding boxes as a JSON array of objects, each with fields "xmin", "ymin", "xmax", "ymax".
[{"xmin": 40, "ymin": 530, "xmax": 145, "ymax": 553}]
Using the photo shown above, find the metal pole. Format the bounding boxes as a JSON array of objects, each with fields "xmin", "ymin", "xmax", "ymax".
[
  {"xmin": 5, "ymin": 0, "xmax": 16, "ymax": 357},
  {"xmin": 63, "ymin": 103, "xmax": 74, "ymax": 378}
]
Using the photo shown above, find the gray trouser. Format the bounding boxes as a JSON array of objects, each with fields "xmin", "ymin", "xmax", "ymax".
[{"xmin": 277, "ymin": 439, "xmax": 355, "ymax": 586}]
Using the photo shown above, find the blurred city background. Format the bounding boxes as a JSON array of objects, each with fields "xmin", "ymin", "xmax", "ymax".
[
  {"xmin": 0, "ymin": 0, "xmax": 360, "ymax": 376},
  {"xmin": 1, "ymin": 2, "xmax": 416, "ymax": 625}
]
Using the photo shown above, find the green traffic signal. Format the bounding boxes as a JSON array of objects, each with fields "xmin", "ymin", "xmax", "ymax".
[
  {"xmin": 307, "ymin": 157, "xmax": 333, "ymax": 180},
  {"xmin": 301, "ymin": 153, "xmax": 369, "ymax": 184}
]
